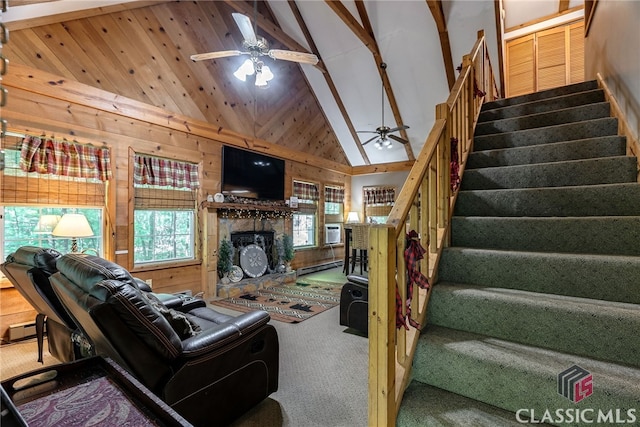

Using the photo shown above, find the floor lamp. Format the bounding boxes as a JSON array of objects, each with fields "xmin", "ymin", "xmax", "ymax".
[{"xmin": 52, "ymin": 213, "xmax": 94, "ymax": 253}]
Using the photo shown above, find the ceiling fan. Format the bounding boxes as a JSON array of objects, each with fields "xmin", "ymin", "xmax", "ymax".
[
  {"xmin": 357, "ymin": 63, "xmax": 410, "ymax": 150},
  {"xmin": 190, "ymin": 11, "xmax": 318, "ymax": 85}
]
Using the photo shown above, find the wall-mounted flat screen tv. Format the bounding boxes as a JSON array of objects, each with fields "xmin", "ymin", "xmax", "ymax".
[{"xmin": 221, "ymin": 146, "xmax": 285, "ymax": 201}]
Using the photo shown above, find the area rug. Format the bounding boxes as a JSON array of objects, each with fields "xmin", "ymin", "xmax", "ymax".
[{"xmin": 211, "ymin": 279, "xmax": 344, "ymax": 323}]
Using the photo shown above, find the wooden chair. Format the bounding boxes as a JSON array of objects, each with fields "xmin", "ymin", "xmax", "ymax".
[{"xmin": 349, "ymin": 224, "xmax": 369, "ymax": 275}]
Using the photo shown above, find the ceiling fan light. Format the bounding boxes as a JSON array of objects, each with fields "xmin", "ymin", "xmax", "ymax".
[
  {"xmin": 374, "ymin": 141, "xmax": 383, "ymax": 150},
  {"xmin": 255, "ymin": 71, "xmax": 268, "ymax": 87},
  {"xmin": 234, "ymin": 59, "xmax": 255, "ymax": 81},
  {"xmin": 382, "ymin": 138, "xmax": 392, "ymax": 147},
  {"xmin": 233, "ymin": 68, "xmax": 247, "ymax": 81},
  {"xmin": 261, "ymin": 65, "xmax": 274, "ymax": 82}
]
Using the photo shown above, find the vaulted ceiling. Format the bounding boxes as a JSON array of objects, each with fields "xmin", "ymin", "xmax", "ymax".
[{"xmin": 2, "ymin": 0, "xmax": 583, "ymax": 170}]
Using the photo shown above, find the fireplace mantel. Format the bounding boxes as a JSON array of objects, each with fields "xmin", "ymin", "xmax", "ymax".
[{"xmin": 204, "ymin": 202, "xmax": 295, "ymax": 218}]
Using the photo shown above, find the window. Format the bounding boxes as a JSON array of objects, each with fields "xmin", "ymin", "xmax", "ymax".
[
  {"xmin": 292, "ymin": 213, "xmax": 316, "ymax": 248},
  {"xmin": 134, "ymin": 209, "xmax": 194, "ymax": 263},
  {"xmin": 133, "ymin": 154, "xmax": 199, "ymax": 264},
  {"xmin": 1, "ymin": 134, "xmax": 110, "ymax": 264},
  {"xmin": 363, "ymin": 186, "xmax": 395, "ymax": 224},
  {"xmin": 324, "ymin": 185, "xmax": 344, "ymax": 221},
  {"xmin": 324, "ymin": 185, "xmax": 345, "ymax": 244},
  {"xmin": 292, "ymin": 180, "xmax": 319, "ymax": 248},
  {"xmin": 325, "ymin": 202, "xmax": 342, "ymax": 215},
  {"xmin": 1, "ymin": 206, "xmax": 103, "ymax": 260}
]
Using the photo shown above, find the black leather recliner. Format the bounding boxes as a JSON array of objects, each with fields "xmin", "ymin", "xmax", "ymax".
[
  {"xmin": 0, "ymin": 246, "xmax": 84, "ymax": 363},
  {"xmin": 0, "ymin": 246, "xmax": 192, "ymax": 363},
  {"xmin": 49, "ymin": 253, "xmax": 279, "ymax": 427},
  {"xmin": 339, "ymin": 274, "xmax": 368, "ymax": 336}
]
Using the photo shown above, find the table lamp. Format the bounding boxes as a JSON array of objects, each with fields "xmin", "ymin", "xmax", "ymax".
[
  {"xmin": 52, "ymin": 213, "xmax": 94, "ymax": 253},
  {"xmin": 33, "ymin": 215, "xmax": 61, "ymax": 234},
  {"xmin": 346, "ymin": 211, "xmax": 360, "ymax": 223}
]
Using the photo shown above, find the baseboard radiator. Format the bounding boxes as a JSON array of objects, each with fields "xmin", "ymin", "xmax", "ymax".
[
  {"xmin": 297, "ymin": 260, "xmax": 343, "ymax": 276},
  {"xmin": 9, "ymin": 321, "xmax": 36, "ymax": 341}
]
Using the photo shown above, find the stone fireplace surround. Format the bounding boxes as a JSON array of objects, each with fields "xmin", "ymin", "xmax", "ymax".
[
  {"xmin": 219, "ymin": 216, "xmax": 285, "ymax": 267},
  {"xmin": 216, "ymin": 216, "xmax": 295, "ymax": 298}
]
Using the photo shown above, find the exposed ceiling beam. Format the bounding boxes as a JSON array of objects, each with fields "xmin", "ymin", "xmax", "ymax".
[
  {"xmin": 325, "ymin": 0, "xmax": 414, "ymax": 161},
  {"xmin": 287, "ymin": 0, "xmax": 370, "ymax": 165},
  {"xmin": 353, "ymin": 0, "xmax": 414, "ymax": 161},
  {"xmin": 559, "ymin": 0, "xmax": 570, "ymax": 13},
  {"xmin": 323, "ymin": 0, "xmax": 377, "ymax": 56},
  {"xmin": 352, "ymin": 160, "xmax": 413, "ymax": 176},
  {"xmin": 223, "ymin": 0, "xmax": 326, "ymax": 74},
  {"xmin": 426, "ymin": 0, "xmax": 455, "ymax": 90}
]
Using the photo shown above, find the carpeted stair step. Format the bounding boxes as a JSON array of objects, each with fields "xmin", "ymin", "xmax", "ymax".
[
  {"xmin": 410, "ymin": 325, "xmax": 640, "ymax": 426},
  {"xmin": 397, "ymin": 382, "xmax": 540, "ymax": 427},
  {"xmin": 427, "ymin": 283, "xmax": 640, "ymax": 368},
  {"xmin": 478, "ymin": 89, "xmax": 605, "ymax": 122},
  {"xmin": 475, "ymin": 102, "xmax": 611, "ymax": 136},
  {"xmin": 460, "ymin": 156, "xmax": 637, "ymax": 190},
  {"xmin": 466, "ymin": 136, "xmax": 627, "ymax": 169},
  {"xmin": 482, "ymin": 80, "xmax": 598, "ymax": 111},
  {"xmin": 473, "ymin": 117, "xmax": 618, "ymax": 151},
  {"xmin": 454, "ymin": 183, "xmax": 640, "ymax": 217},
  {"xmin": 437, "ymin": 247, "xmax": 640, "ymax": 304},
  {"xmin": 450, "ymin": 216, "xmax": 640, "ymax": 256}
]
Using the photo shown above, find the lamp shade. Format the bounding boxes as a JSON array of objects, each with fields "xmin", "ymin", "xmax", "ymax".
[
  {"xmin": 346, "ymin": 211, "xmax": 360, "ymax": 223},
  {"xmin": 52, "ymin": 214, "xmax": 94, "ymax": 238},
  {"xmin": 33, "ymin": 215, "xmax": 61, "ymax": 234}
]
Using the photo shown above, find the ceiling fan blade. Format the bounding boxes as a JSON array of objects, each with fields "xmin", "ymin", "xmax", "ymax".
[
  {"xmin": 268, "ymin": 49, "xmax": 319, "ymax": 65},
  {"xmin": 387, "ymin": 125, "xmax": 410, "ymax": 133},
  {"xmin": 361, "ymin": 135, "xmax": 380, "ymax": 146},
  {"xmin": 232, "ymin": 13, "xmax": 257, "ymax": 44},
  {"xmin": 190, "ymin": 50, "xmax": 245, "ymax": 61},
  {"xmin": 356, "ymin": 130, "xmax": 379, "ymax": 134},
  {"xmin": 388, "ymin": 134, "xmax": 410, "ymax": 144}
]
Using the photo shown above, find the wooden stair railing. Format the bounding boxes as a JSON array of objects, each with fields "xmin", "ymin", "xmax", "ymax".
[
  {"xmin": 596, "ymin": 73, "xmax": 640, "ymax": 178},
  {"xmin": 367, "ymin": 30, "xmax": 499, "ymax": 426}
]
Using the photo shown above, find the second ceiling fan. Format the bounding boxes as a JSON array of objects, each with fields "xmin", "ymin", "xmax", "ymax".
[{"xmin": 357, "ymin": 63, "xmax": 410, "ymax": 150}]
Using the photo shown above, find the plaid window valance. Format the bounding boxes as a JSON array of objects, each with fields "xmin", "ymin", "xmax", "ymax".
[
  {"xmin": 19, "ymin": 136, "xmax": 112, "ymax": 181},
  {"xmin": 134, "ymin": 154, "xmax": 199, "ymax": 190},
  {"xmin": 293, "ymin": 180, "xmax": 319, "ymax": 201},
  {"xmin": 364, "ymin": 186, "xmax": 395, "ymax": 205},
  {"xmin": 325, "ymin": 186, "xmax": 344, "ymax": 204}
]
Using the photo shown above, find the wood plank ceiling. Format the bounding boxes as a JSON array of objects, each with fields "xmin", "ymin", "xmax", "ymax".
[
  {"xmin": 2, "ymin": 0, "xmax": 582, "ymax": 169},
  {"xmin": 3, "ymin": 1, "xmax": 350, "ymax": 165}
]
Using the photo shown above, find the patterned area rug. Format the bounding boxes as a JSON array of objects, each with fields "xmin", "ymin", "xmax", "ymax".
[{"xmin": 211, "ymin": 278, "xmax": 344, "ymax": 323}]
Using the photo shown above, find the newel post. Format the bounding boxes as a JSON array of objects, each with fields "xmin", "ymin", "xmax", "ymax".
[{"xmin": 368, "ymin": 224, "xmax": 397, "ymax": 426}]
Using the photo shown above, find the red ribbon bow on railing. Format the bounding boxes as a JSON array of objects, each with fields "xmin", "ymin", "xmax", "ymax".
[
  {"xmin": 396, "ymin": 230, "xmax": 430, "ymax": 330},
  {"xmin": 451, "ymin": 137, "xmax": 460, "ymax": 192}
]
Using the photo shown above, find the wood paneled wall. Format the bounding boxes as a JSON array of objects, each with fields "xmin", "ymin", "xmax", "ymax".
[{"xmin": 0, "ymin": 63, "xmax": 349, "ymax": 340}]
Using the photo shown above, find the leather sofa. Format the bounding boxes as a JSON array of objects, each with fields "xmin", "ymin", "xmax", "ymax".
[
  {"xmin": 339, "ymin": 274, "xmax": 368, "ymax": 337},
  {"xmin": 49, "ymin": 253, "xmax": 279, "ymax": 426},
  {"xmin": 0, "ymin": 246, "xmax": 85, "ymax": 363}
]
